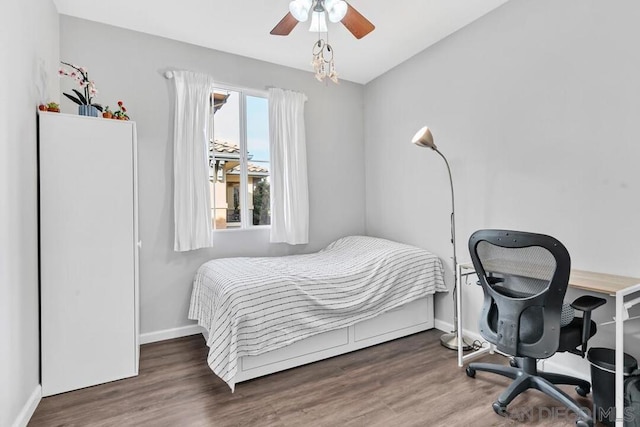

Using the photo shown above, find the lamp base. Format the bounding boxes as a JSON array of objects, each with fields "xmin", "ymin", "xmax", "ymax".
[{"xmin": 440, "ymin": 331, "xmax": 473, "ymax": 351}]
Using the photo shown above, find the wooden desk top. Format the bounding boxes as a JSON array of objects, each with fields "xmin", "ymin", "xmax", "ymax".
[
  {"xmin": 569, "ymin": 270, "xmax": 640, "ymax": 295},
  {"xmin": 459, "ymin": 262, "xmax": 640, "ymax": 296}
]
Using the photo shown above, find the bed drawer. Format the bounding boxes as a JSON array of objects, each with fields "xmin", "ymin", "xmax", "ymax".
[
  {"xmin": 241, "ymin": 327, "xmax": 349, "ymax": 371},
  {"xmin": 354, "ymin": 296, "xmax": 433, "ymax": 342}
]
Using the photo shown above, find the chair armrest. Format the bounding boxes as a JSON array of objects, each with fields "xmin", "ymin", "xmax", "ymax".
[
  {"xmin": 569, "ymin": 295, "xmax": 606, "ymax": 358},
  {"xmin": 570, "ymin": 295, "xmax": 607, "ymax": 312}
]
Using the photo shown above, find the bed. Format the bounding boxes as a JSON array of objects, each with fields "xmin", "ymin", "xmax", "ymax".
[{"xmin": 188, "ymin": 235, "xmax": 447, "ymax": 390}]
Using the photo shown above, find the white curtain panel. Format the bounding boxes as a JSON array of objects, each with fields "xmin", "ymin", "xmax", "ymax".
[
  {"xmin": 268, "ymin": 88, "xmax": 309, "ymax": 245},
  {"xmin": 172, "ymin": 71, "xmax": 215, "ymax": 251}
]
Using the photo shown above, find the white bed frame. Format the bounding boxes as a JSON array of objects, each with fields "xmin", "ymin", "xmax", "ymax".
[{"xmin": 230, "ymin": 295, "xmax": 435, "ymax": 384}]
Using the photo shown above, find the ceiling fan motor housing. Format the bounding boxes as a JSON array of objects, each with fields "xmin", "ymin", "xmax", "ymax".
[{"xmin": 272, "ymin": 1, "xmax": 374, "ymax": 39}]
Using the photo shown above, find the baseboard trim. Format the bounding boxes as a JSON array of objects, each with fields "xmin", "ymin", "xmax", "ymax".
[
  {"xmin": 142, "ymin": 318, "xmax": 449, "ymax": 347},
  {"xmin": 434, "ymin": 318, "xmax": 451, "ymax": 334},
  {"xmin": 12, "ymin": 385, "xmax": 41, "ymax": 427},
  {"xmin": 139, "ymin": 324, "xmax": 205, "ymax": 345}
]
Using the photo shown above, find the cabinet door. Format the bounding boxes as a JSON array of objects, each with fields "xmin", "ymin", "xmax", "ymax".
[{"xmin": 40, "ymin": 113, "xmax": 137, "ymax": 396}]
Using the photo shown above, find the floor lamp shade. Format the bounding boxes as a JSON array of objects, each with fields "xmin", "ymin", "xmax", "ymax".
[{"xmin": 412, "ymin": 126, "xmax": 437, "ymax": 150}]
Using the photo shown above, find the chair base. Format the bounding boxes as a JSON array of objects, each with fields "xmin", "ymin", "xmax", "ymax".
[{"xmin": 467, "ymin": 357, "xmax": 592, "ymax": 426}]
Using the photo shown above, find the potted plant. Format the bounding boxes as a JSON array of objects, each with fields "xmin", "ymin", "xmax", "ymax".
[
  {"xmin": 102, "ymin": 106, "xmax": 113, "ymax": 119},
  {"xmin": 58, "ymin": 62, "xmax": 103, "ymax": 117},
  {"xmin": 113, "ymin": 101, "xmax": 130, "ymax": 120},
  {"xmin": 46, "ymin": 102, "xmax": 60, "ymax": 113}
]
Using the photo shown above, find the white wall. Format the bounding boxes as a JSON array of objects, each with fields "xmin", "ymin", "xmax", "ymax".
[
  {"xmin": 59, "ymin": 16, "xmax": 366, "ymax": 337},
  {"xmin": 364, "ymin": 0, "xmax": 640, "ymax": 366},
  {"xmin": 0, "ymin": 1, "xmax": 59, "ymax": 426}
]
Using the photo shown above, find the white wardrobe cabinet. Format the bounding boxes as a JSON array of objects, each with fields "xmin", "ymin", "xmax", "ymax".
[{"xmin": 38, "ymin": 112, "xmax": 139, "ymax": 396}]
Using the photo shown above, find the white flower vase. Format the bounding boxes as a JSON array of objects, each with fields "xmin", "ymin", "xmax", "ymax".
[{"xmin": 78, "ymin": 105, "xmax": 98, "ymax": 117}]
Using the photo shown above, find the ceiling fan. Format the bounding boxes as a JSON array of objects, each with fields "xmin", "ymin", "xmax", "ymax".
[{"xmin": 271, "ymin": 0, "xmax": 375, "ymax": 40}]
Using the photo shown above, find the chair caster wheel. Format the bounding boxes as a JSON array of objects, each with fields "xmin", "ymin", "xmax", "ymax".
[
  {"xmin": 466, "ymin": 367, "xmax": 476, "ymax": 378},
  {"xmin": 509, "ymin": 357, "xmax": 518, "ymax": 368},
  {"xmin": 575, "ymin": 418, "xmax": 593, "ymax": 427},
  {"xmin": 492, "ymin": 401, "xmax": 507, "ymax": 417},
  {"xmin": 575, "ymin": 385, "xmax": 590, "ymax": 397}
]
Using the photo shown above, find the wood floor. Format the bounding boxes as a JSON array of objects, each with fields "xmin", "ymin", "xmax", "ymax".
[{"xmin": 29, "ymin": 330, "xmax": 597, "ymax": 426}]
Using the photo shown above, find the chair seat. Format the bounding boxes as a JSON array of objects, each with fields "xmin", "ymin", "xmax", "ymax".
[
  {"xmin": 558, "ymin": 317, "xmax": 597, "ymax": 353},
  {"xmin": 487, "ymin": 303, "xmax": 580, "ymax": 348}
]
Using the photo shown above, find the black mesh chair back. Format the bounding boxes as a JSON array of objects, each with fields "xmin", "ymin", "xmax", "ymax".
[{"xmin": 470, "ymin": 229, "xmax": 571, "ymax": 359}]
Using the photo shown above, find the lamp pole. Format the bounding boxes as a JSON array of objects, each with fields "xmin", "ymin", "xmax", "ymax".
[
  {"xmin": 411, "ymin": 126, "xmax": 472, "ymax": 351},
  {"xmin": 434, "ymin": 148, "xmax": 471, "ymax": 351}
]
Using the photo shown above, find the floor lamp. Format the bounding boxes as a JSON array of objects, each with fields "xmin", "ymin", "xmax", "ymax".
[{"xmin": 412, "ymin": 126, "xmax": 472, "ymax": 351}]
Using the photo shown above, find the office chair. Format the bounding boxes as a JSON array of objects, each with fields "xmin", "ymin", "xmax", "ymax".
[{"xmin": 465, "ymin": 230, "xmax": 606, "ymax": 427}]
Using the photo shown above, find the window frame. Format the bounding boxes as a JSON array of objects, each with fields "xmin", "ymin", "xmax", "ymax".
[{"xmin": 209, "ymin": 83, "xmax": 270, "ymax": 232}]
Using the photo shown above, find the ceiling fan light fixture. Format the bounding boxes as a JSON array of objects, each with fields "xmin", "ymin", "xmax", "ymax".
[
  {"xmin": 325, "ymin": 0, "xmax": 348, "ymax": 23},
  {"xmin": 289, "ymin": 0, "xmax": 312, "ymax": 22},
  {"xmin": 309, "ymin": 10, "xmax": 328, "ymax": 33}
]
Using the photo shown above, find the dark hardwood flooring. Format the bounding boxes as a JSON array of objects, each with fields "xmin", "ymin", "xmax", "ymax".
[{"xmin": 29, "ymin": 330, "xmax": 597, "ymax": 426}]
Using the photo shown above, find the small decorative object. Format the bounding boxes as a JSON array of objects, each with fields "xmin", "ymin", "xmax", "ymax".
[
  {"xmin": 112, "ymin": 100, "xmax": 130, "ymax": 120},
  {"xmin": 59, "ymin": 61, "xmax": 103, "ymax": 116},
  {"xmin": 38, "ymin": 104, "xmax": 47, "ymax": 111},
  {"xmin": 46, "ymin": 102, "xmax": 60, "ymax": 113},
  {"xmin": 311, "ymin": 39, "xmax": 339, "ymax": 84},
  {"xmin": 102, "ymin": 106, "xmax": 113, "ymax": 119},
  {"xmin": 78, "ymin": 105, "xmax": 98, "ymax": 117}
]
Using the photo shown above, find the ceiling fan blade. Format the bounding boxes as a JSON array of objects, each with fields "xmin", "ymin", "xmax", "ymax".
[
  {"xmin": 341, "ymin": 2, "xmax": 375, "ymax": 39},
  {"xmin": 270, "ymin": 12, "xmax": 298, "ymax": 36}
]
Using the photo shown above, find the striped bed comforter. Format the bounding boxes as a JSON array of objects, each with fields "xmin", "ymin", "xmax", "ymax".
[{"xmin": 188, "ymin": 235, "xmax": 447, "ymax": 390}]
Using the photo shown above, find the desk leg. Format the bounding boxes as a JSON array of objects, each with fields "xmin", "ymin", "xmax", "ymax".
[
  {"xmin": 457, "ymin": 264, "xmax": 493, "ymax": 365},
  {"xmin": 615, "ymin": 291, "xmax": 624, "ymax": 427},
  {"xmin": 457, "ymin": 263, "xmax": 463, "ymax": 367}
]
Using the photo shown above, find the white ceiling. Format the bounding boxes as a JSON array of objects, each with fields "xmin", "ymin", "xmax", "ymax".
[{"xmin": 52, "ymin": 0, "xmax": 510, "ymax": 84}]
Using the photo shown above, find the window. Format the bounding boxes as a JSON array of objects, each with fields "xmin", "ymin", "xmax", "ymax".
[{"xmin": 209, "ymin": 86, "xmax": 270, "ymax": 230}]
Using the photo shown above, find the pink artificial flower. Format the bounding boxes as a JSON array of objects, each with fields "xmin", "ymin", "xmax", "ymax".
[{"xmin": 60, "ymin": 61, "xmax": 99, "ymax": 104}]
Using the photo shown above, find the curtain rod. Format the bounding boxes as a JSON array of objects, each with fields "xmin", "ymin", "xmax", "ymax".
[
  {"xmin": 164, "ymin": 70, "xmax": 268, "ymax": 95},
  {"xmin": 164, "ymin": 71, "xmax": 304, "ymax": 99}
]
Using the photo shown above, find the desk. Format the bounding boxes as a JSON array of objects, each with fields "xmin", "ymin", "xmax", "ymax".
[{"xmin": 456, "ymin": 262, "xmax": 640, "ymax": 427}]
